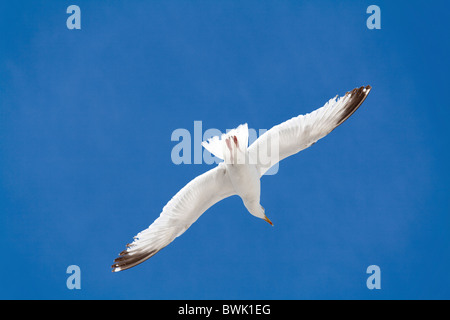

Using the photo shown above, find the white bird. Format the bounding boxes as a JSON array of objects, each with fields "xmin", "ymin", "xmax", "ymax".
[{"xmin": 112, "ymin": 85, "xmax": 372, "ymax": 272}]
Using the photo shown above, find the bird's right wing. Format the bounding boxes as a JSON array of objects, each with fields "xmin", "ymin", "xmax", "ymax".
[
  {"xmin": 248, "ymin": 85, "xmax": 371, "ymax": 176},
  {"xmin": 112, "ymin": 163, "xmax": 236, "ymax": 272}
]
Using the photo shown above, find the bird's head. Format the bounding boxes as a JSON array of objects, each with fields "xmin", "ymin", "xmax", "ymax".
[{"xmin": 244, "ymin": 201, "xmax": 274, "ymax": 226}]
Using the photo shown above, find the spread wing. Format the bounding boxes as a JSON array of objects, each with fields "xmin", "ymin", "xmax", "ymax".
[
  {"xmin": 112, "ymin": 163, "xmax": 236, "ymax": 272},
  {"xmin": 248, "ymin": 85, "xmax": 371, "ymax": 176}
]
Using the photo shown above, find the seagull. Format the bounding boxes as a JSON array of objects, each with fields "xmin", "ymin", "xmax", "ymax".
[{"xmin": 112, "ymin": 85, "xmax": 372, "ymax": 272}]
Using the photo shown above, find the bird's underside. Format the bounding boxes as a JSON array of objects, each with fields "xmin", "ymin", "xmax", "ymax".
[{"xmin": 111, "ymin": 85, "xmax": 372, "ymax": 272}]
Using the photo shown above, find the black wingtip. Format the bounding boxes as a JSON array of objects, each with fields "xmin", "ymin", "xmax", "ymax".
[
  {"xmin": 111, "ymin": 248, "xmax": 159, "ymax": 272},
  {"xmin": 336, "ymin": 85, "xmax": 372, "ymax": 127}
]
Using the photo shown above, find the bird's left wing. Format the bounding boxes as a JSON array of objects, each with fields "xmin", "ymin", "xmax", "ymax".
[{"xmin": 112, "ymin": 163, "xmax": 236, "ymax": 272}]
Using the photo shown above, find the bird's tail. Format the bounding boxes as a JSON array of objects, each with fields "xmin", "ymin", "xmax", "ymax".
[{"xmin": 202, "ymin": 123, "xmax": 248, "ymax": 162}]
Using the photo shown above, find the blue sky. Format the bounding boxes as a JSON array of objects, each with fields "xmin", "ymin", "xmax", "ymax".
[{"xmin": 0, "ymin": 1, "xmax": 449, "ymax": 299}]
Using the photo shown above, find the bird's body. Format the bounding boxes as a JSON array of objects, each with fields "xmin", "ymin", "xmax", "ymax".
[
  {"xmin": 112, "ymin": 85, "xmax": 371, "ymax": 272},
  {"xmin": 215, "ymin": 124, "xmax": 268, "ymax": 222},
  {"xmin": 228, "ymin": 162, "xmax": 261, "ymax": 210}
]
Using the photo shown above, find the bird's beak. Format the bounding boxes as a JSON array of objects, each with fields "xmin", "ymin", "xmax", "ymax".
[{"xmin": 264, "ymin": 215, "xmax": 274, "ymax": 226}]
